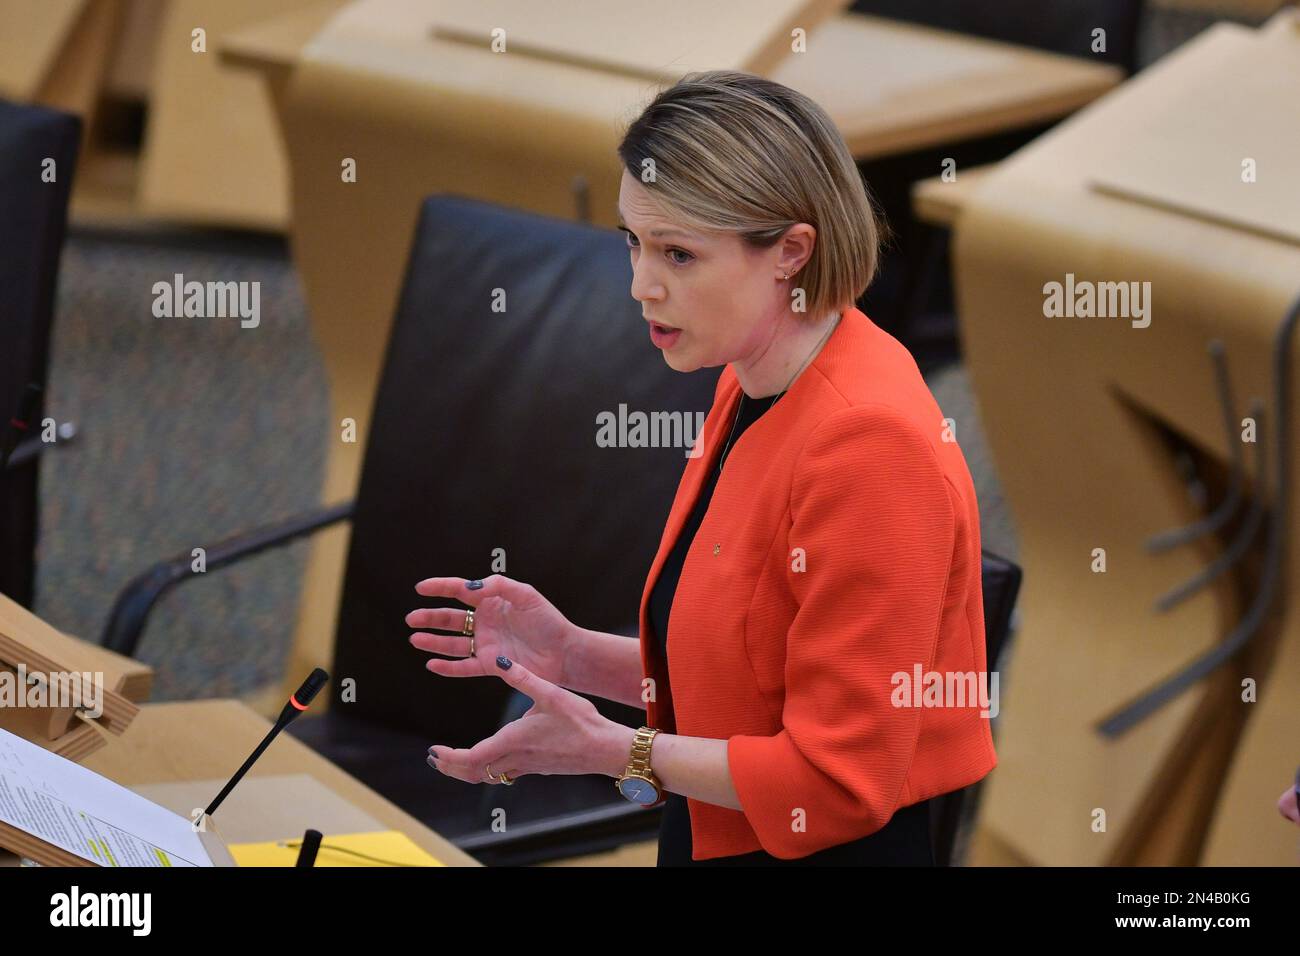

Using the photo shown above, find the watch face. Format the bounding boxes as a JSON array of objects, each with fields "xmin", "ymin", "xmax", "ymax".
[{"xmin": 618, "ymin": 777, "xmax": 658, "ymax": 805}]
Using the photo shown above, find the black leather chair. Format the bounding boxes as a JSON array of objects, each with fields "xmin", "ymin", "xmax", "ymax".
[
  {"xmin": 851, "ymin": 0, "xmax": 1146, "ymax": 73},
  {"xmin": 0, "ymin": 99, "xmax": 81, "ymax": 609},
  {"xmin": 929, "ymin": 549, "xmax": 1021, "ymax": 865}
]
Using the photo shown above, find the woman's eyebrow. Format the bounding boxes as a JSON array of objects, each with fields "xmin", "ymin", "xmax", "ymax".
[{"xmin": 615, "ymin": 207, "xmax": 695, "ymax": 240}]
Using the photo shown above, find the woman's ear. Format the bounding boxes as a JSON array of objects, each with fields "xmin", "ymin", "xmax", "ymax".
[{"xmin": 776, "ymin": 222, "xmax": 817, "ymax": 278}]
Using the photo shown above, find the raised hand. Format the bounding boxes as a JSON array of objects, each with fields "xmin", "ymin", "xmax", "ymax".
[{"xmin": 406, "ymin": 574, "xmax": 574, "ymax": 687}]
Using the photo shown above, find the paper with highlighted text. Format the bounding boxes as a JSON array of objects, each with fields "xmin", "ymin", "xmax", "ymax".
[{"xmin": 0, "ymin": 727, "xmax": 214, "ymax": 866}]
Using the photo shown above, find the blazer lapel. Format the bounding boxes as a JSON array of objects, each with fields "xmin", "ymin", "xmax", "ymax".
[{"xmin": 632, "ymin": 308, "xmax": 859, "ymax": 726}]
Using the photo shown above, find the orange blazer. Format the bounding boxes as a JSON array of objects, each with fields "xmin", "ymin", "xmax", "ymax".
[{"xmin": 637, "ymin": 305, "xmax": 997, "ymax": 861}]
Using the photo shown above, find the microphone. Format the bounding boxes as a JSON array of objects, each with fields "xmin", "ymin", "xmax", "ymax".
[
  {"xmin": 274, "ymin": 667, "xmax": 330, "ymax": 729},
  {"xmin": 203, "ymin": 668, "xmax": 330, "ymax": 820},
  {"xmin": 294, "ymin": 828, "xmax": 323, "ymax": 867}
]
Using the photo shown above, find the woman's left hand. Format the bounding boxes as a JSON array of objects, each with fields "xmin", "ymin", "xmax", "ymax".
[{"xmin": 427, "ymin": 655, "xmax": 632, "ymax": 784}]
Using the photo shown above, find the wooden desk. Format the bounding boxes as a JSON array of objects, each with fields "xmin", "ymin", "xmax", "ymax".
[
  {"xmin": 218, "ymin": 1, "xmax": 342, "ymax": 82},
  {"xmin": 772, "ymin": 15, "xmax": 1120, "ymax": 160},
  {"xmin": 950, "ymin": 10, "xmax": 1300, "ymax": 865},
  {"xmin": 72, "ymin": 699, "xmax": 480, "ymax": 866},
  {"xmin": 207, "ymin": 3, "xmax": 1124, "ymax": 227},
  {"xmin": 136, "ymin": 0, "xmax": 347, "ymax": 231},
  {"xmin": 911, "ymin": 163, "xmax": 997, "ymax": 228}
]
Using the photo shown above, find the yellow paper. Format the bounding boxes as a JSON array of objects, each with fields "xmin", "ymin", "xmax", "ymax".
[{"xmin": 228, "ymin": 830, "xmax": 446, "ymax": 867}]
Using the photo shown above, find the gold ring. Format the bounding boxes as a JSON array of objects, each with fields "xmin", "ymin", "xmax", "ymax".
[
  {"xmin": 485, "ymin": 762, "xmax": 497, "ymax": 783},
  {"xmin": 499, "ymin": 771, "xmax": 515, "ymax": 786},
  {"xmin": 460, "ymin": 608, "xmax": 475, "ymax": 637}
]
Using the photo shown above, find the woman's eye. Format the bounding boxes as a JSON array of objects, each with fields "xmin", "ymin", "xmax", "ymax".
[{"xmin": 624, "ymin": 232, "xmax": 691, "ymax": 265}]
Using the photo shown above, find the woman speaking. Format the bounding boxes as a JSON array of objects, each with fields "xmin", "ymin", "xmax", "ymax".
[{"xmin": 407, "ymin": 70, "xmax": 996, "ymax": 866}]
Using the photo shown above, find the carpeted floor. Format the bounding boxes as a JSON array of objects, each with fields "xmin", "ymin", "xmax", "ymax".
[{"xmin": 35, "ymin": 227, "xmax": 328, "ymax": 700}]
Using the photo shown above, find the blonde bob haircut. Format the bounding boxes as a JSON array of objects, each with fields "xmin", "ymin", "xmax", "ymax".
[{"xmin": 617, "ymin": 69, "xmax": 886, "ymax": 323}]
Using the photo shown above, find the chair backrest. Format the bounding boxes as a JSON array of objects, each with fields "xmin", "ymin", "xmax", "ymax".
[
  {"xmin": 0, "ymin": 100, "xmax": 80, "ymax": 608},
  {"xmin": 930, "ymin": 548, "xmax": 1022, "ymax": 864},
  {"xmin": 851, "ymin": 0, "xmax": 1146, "ymax": 74},
  {"xmin": 330, "ymin": 195, "xmax": 718, "ymax": 745},
  {"xmin": 979, "ymin": 549, "xmax": 1021, "ymax": 682}
]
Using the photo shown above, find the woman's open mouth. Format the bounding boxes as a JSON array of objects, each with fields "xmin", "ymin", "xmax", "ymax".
[{"xmin": 649, "ymin": 322, "xmax": 682, "ymax": 349}]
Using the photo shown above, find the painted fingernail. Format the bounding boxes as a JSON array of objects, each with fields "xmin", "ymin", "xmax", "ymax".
[
  {"xmin": 427, "ymin": 755, "xmax": 440, "ymax": 772},
  {"xmin": 466, "ymin": 579, "xmax": 484, "ymax": 590},
  {"xmin": 496, "ymin": 656, "xmax": 512, "ymax": 670}
]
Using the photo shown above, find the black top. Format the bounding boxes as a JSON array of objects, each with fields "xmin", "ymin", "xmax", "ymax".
[{"xmin": 649, "ymin": 387, "xmax": 935, "ymax": 866}]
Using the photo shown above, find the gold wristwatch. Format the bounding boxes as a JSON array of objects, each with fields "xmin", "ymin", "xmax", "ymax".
[{"xmin": 614, "ymin": 726, "xmax": 665, "ymax": 807}]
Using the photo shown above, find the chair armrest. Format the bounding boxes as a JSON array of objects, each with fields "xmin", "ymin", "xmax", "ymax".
[
  {"xmin": 100, "ymin": 500, "xmax": 355, "ymax": 657},
  {"xmin": 3, "ymin": 425, "xmax": 78, "ymax": 469}
]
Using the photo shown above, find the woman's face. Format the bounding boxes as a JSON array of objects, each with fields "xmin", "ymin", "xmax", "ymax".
[{"xmin": 617, "ymin": 170, "xmax": 814, "ymax": 374}]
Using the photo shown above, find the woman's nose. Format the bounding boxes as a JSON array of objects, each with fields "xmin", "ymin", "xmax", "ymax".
[{"xmin": 629, "ymin": 260, "xmax": 664, "ymax": 303}]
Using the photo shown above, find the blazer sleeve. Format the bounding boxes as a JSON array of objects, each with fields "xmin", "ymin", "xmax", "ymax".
[{"xmin": 726, "ymin": 403, "xmax": 957, "ymax": 859}]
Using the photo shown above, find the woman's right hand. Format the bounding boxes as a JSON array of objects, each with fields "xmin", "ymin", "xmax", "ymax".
[{"xmin": 406, "ymin": 574, "xmax": 575, "ymax": 687}]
